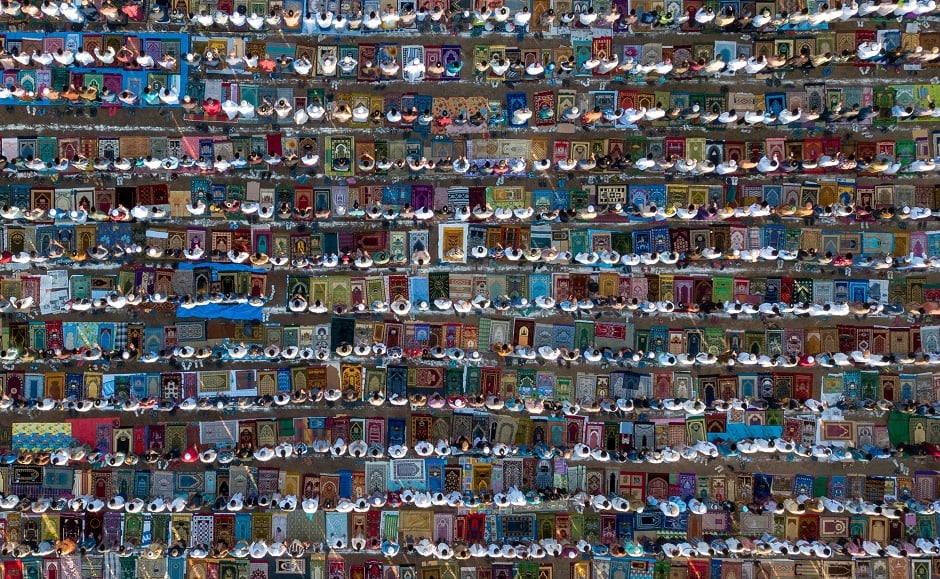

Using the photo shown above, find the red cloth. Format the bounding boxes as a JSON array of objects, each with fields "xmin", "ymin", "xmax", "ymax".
[
  {"xmin": 67, "ymin": 418, "xmax": 115, "ymax": 447},
  {"xmin": 203, "ymin": 99, "xmax": 221, "ymax": 116},
  {"xmin": 687, "ymin": 559, "xmax": 709, "ymax": 579},
  {"xmin": 266, "ymin": 134, "xmax": 283, "ymax": 156},
  {"xmin": 45, "ymin": 320, "xmax": 63, "ymax": 350},
  {"xmin": 122, "ymin": 3, "xmax": 144, "ymax": 21},
  {"xmin": 4, "ymin": 560, "xmax": 23, "ymax": 579}
]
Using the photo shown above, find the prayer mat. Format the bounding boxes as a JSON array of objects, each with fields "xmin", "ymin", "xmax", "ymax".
[
  {"xmin": 534, "ymin": 91, "xmax": 555, "ymax": 127},
  {"xmin": 325, "ymin": 136, "xmax": 354, "ymax": 177},
  {"xmin": 440, "ymin": 45, "xmax": 462, "ymax": 81},
  {"xmin": 505, "ymin": 91, "xmax": 528, "ymax": 127}
]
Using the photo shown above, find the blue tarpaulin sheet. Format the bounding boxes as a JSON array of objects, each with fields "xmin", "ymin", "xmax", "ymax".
[
  {"xmin": 708, "ymin": 424, "xmax": 783, "ymax": 442},
  {"xmin": 176, "ymin": 303, "xmax": 262, "ymax": 321},
  {"xmin": 175, "ymin": 263, "xmax": 265, "ymax": 320}
]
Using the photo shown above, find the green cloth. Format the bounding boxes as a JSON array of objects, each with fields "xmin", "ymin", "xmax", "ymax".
[
  {"xmin": 765, "ymin": 408, "xmax": 784, "ymax": 427},
  {"xmin": 712, "ymin": 276, "xmax": 733, "ymax": 303},
  {"xmin": 813, "ymin": 476, "xmax": 829, "ymax": 498},
  {"xmin": 887, "ymin": 411, "xmax": 911, "ymax": 446},
  {"xmin": 446, "ymin": 368, "xmax": 464, "ymax": 395}
]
